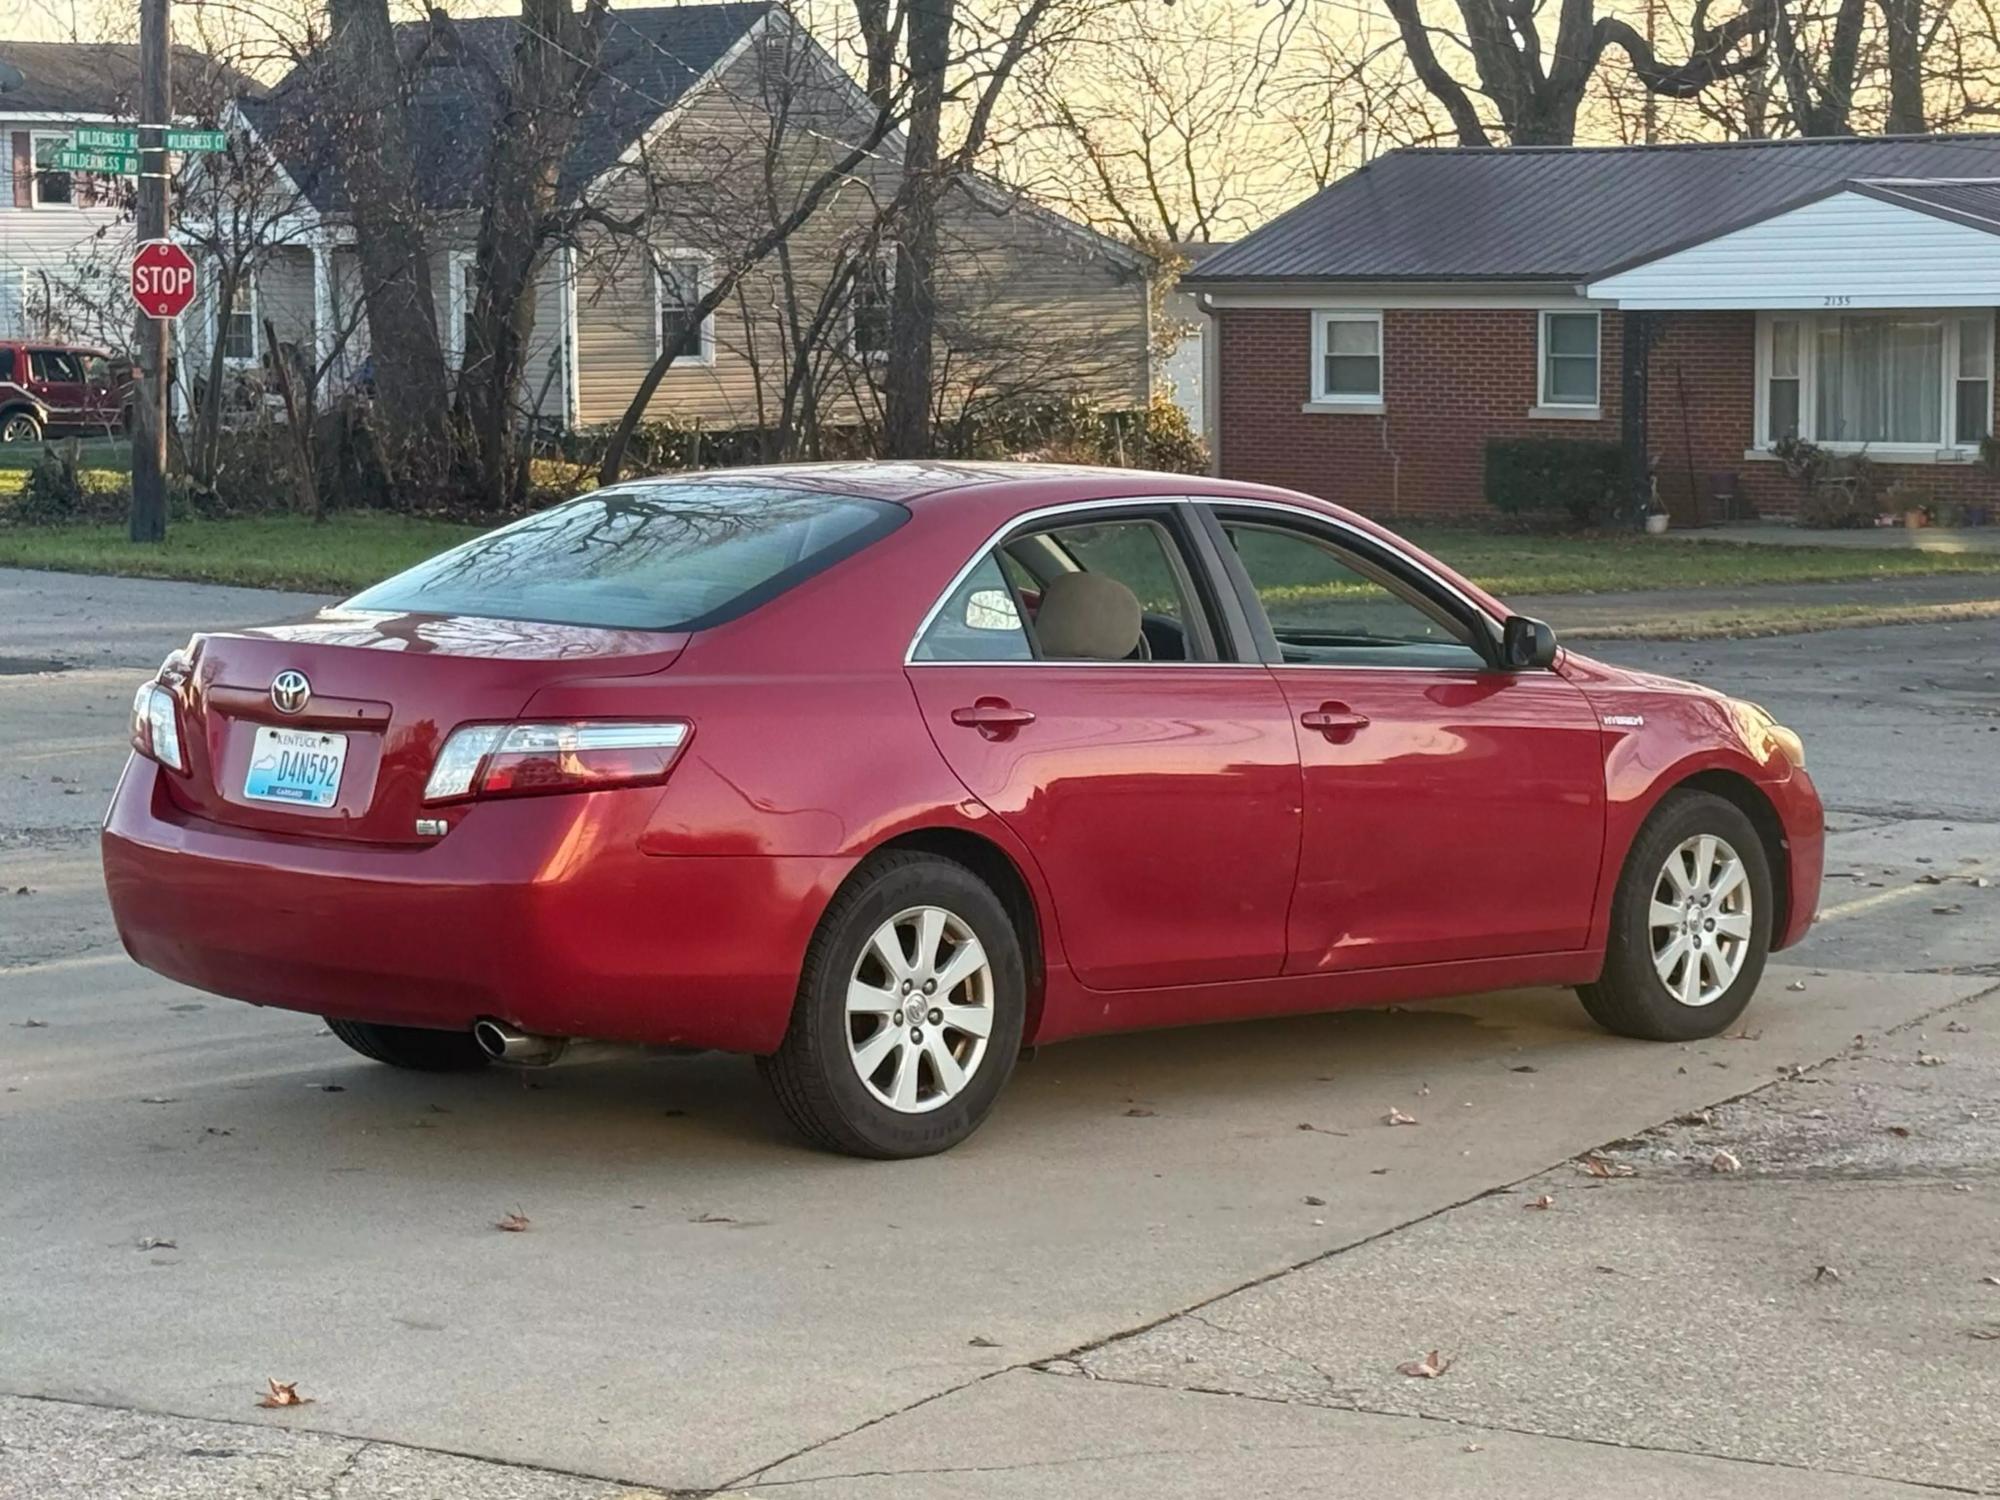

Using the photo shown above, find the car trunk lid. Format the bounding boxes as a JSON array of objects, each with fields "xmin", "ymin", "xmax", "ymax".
[{"xmin": 159, "ymin": 609, "xmax": 688, "ymax": 845}]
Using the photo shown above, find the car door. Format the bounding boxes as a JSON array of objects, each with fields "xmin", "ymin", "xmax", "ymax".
[
  {"xmin": 906, "ymin": 503, "xmax": 1303, "ymax": 991},
  {"xmin": 27, "ymin": 349, "xmax": 87, "ymax": 428},
  {"xmin": 1204, "ymin": 503, "xmax": 1604, "ymax": 974}
]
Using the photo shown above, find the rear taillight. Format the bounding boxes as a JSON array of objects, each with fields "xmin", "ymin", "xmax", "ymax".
[
  {"xmin": 131, "ymin": 681, "xmax": 186, "ymax": 772},
  {"xmin": 422, "ymin": 721, "xmax": 690, "ymax": 803}
]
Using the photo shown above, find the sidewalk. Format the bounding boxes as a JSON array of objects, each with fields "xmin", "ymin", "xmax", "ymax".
[
  {"xmin": 1690, "ymin": 521, "xmax": 2000, "ymax": 554},
  {"xmin": 1516, "ymin": 570, "xmax": 2000, "ymax": 638}
]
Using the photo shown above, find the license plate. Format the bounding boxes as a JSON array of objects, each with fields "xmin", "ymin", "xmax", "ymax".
[{"xmin": 244, "ymin": 725, "xmax": 348, "ymax": 808}]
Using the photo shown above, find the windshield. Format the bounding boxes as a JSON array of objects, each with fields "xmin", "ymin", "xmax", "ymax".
[{"xmin": 345, "ymin": 482, "xmax": 905, "ymax": 631}]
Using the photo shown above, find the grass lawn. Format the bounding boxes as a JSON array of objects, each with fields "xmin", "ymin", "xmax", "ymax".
[
  {"xmin": 0, "ymin": 513, "xmax": 481, "ymax": 594},
  {"xmin": 0, "ymin": 439, "xmax": 133, "ymax": 473},
  {"xmin": 2, "ymin": 504, "xmax": 2000, "ymax": 600}
]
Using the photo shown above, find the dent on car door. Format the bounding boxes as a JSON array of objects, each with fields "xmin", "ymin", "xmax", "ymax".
[
  {"xmin": 904, "ymin": 504, "xmax": 1304, "ymax": 991},
  {"xmin": 1205, "ymin": 506, "xmax": 1605, "ymax": 973}
]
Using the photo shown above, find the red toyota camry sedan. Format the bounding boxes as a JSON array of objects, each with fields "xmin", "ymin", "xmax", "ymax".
[{"xmin": 103, "ymin": 464, "xmax": 1823, "ymax": 1156}]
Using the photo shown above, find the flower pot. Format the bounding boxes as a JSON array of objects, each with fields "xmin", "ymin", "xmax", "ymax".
[
  {"xmin": 1904, "ymin": 508, "xmax": 1929, "ymax": 529},
  {"xmin": 1644, "ymin": 512, "xmax": 1671, "ymax": 535}
]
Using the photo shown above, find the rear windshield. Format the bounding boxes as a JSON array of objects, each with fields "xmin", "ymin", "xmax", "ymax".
[{"xmin": 345, "ymin": 482, "xmax": 904, "ymax": 631}]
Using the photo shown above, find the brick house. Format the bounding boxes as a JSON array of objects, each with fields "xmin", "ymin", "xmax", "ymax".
[{"xmin": 1189, "ymin": 135, "xmax": 2000, "ymax": 523}]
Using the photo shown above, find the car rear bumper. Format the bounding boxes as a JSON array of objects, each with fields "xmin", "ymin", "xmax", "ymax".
[{"xmin": 101, "ymin": 757, "xmax": 850, "ymax": 1053}]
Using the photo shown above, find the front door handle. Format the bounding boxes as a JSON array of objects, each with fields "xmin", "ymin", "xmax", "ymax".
[
  {"xmin": 951, "ymin": 698, "xmax": 1036, "ymax": 740},
  {"xmin": 1300, "ymin": 702, "xmax": 1370, "ymax": 742}
]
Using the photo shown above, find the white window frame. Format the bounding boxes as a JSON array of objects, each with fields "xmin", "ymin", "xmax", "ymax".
[
  {"xmin": 1753, "ymin": 308, "xmax": 1995, "ymax": 457},
  {"xmin": 29, "ymin": 131, "xmax": 76, "ymax": 210},
  {"xmin": 653, "ymin": 250, "xmax": 715, "ymax": 367},
  {"xmin": 447, "ymin": 249, "xmax": 476, "ymax": 371},
  {"xmin": 1535, "ymin": 309, "xmax": 1601, "ymax": 415},
  {"xmin": 207, "ymin": 265, "xmax": 259, "ymax": 367},
  {"xmin": 848, "ymin": 244, "xmax": 896, "ymax": 361},
  {"xmin": 1306, "ymin": 309, "xmax": 1383, "ymax": 412}
]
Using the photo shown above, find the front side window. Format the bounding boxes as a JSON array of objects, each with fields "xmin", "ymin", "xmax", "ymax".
[
  {"xmin": 656, "ymin": 253, "xmax": 713, "ymax": 364},
  {"xmin": 1312, "ymin": 311, "xmax": 1381, "ymax": 403},
  {"xmin": 346, "ymin": 483, "xmax": 904, "ymax": 631},
  {"xmin": 1764, "ymin": 311, "xmax": 1994, "ymax": 449},
  {"xmin": 1540, "ymin": 311, "xmax": 1600, "ymax": 407},
  {"xmin": 1222, "ymin": 519, "xmax": 1485, "ymax": 670},
  {"xmin": 29, "ymin": 349, "xmax": 83, "ymax": 383}
]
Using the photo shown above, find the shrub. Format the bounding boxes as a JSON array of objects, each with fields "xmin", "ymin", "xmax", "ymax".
[
  {"xmin": 6, "ymin": 442, "xmax": 132, "ymax": 525},
  {"xmin": 948, "ymin": 393, "xmax": 1206, "ymax": 473},
  {"xmin": 1484, "ymin": 438, "xmax": 1625, "ymax": 527}
]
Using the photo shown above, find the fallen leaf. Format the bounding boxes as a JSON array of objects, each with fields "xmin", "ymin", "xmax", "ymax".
[
  {"xmin": 255, "ymin": 1378, "xmax": 312, "ymax": 1408},
  {"xmin": 316, "ymin": 1083, "xmax": 347, "ymax": 1093},
  {"xmin": 1886, "ymin": 1124, "xmax": 1912, "ymax": 1138},
  {"xmin": 1369, "ymin": 1167, "xmax": 1390, "ymax": 1176},
  {"xmin": 1785, "ymin": 981, "xmax": 1807, "ymax": 992},
  {"xmin": 1303, "ymin": 1195, "xmax": 1326, "ymax": 1206},
  {"xmin": 1710, "ymin": 1150, "xmax": 1742, "ymax": 1174},
  {"xmin": 1297, "ymin": 1122, "xmax": 1350, "ymax": 1137},
  {"xmin": 1123, "ymin": 1106, "xmax": 1156, "ymax": 1117},
  {"xmin": 1970, "ymin": 1327, "xmax": 2000, "ymax": 1341},
  {"xmin": 1916, "ymin": 872, "xmax": 1946, "ymax": 884},
  {"xmin": 692, "ymin": 1211, "xmax": 736, "ymax": 1224},
  {"xmin": 139, "ymin": 1096, "xmax": 179, "ymax": 1105},
  {"xmin": 1397, "ymin": 1349, "xmax": 1452, "ymax": 1379},
  {"xmin": 494, "ymin": 1212, "xmax": 531, "ymax": 1233},
  {"xmin": 1508, "ymin": 1065, "xmax": 1538, "ymax": 1074},
  {"xmin": 1978, "ymin": 1276, "xmax": 1999, "ymax": 1287},
  {"xmin": 1676, "ymin": 1110, "xmax": 1713, "ymax": 1127},
  {"xmin": 136, "ymin": 1236, "xmax": 177, "ymax": 1251},
  {"xmin": 968, "ymin": 1335, "xmax": 1002, "ymax": 1348},
  {"xmin": 1383, "ymin": 1107, "xmax": 1419, "ymax": 1127},
  {"xmin": 1812, "ymin": 1264, "xmax": 1840, "ymax": 1282},
  {"xmin": 1523, "ymin": 1194, "xmax": 1555, "ymax": 1210},
  {"xmin": 1575, "ymin": 1155, "xmax": 1635, "ymax": 1178},
  {"xmin": 18, "ymin": 1018, "xmax": 47, "ymax": 1029},
  {"xmin": 1953, "ymin": 1184, "xmax": 1973, "ymax": 1193},
  {"xmin": 1917, "ymin": 1054, "xmax": 1945, "ymax": 1067},
  {"xmin": 1722, "ymin": 1028, "xmax": 1764, "ymax": 1041},
  {"xmin": 1931, "ymin": 905, "xmax": 1963, "ymax": 916},
  {"xmin": 1946, "ymin": 1021, "xmax": 1972, "ymax": 1034},
  {"xmin": 1462, "ymin": 1442, "xmax": 1485, "ymax": 1453}
]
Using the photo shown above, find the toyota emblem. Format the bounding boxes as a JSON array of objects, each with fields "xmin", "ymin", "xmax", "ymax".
[{"xmin": 270, "ymin": 670, "xmax": 312, "ymax": 715}]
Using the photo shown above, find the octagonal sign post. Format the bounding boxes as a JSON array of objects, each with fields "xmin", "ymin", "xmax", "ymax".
[{"xmin": 131, "ymin": 239, "xmax": 197, "ymax": 320}]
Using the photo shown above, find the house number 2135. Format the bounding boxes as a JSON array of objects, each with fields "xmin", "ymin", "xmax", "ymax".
[{"xmin": 1822, "ymin": 295, "xmax": 1853, "ymax": 306}]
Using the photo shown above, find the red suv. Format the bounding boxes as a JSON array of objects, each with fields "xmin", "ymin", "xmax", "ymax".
[{"xmin": 0, "ymin": 340, "xmax": 133, "ymax": 444}]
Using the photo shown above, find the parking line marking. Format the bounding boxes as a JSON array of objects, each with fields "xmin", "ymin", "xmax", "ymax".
[
  {"xmin": 1817, "ymin": 866, "xmax": 1983, "ymax": 925},
  {"xmin": 0, "ymin": 952, "xmax": 126, "ymax": 978}
]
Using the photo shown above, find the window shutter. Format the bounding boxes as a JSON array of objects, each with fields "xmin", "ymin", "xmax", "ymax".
[{"xmin": 11, "ymin": 132, "xmax": 31, "ymax": 208}]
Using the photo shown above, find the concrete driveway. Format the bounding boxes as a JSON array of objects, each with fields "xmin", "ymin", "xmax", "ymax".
[{"xmin": 1, "ymin": 567, "xmax": 1995, "ymax": 1498}]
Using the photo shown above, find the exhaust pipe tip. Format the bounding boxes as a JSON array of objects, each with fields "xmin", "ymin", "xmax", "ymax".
[{"xmin": 474, "ymin": 1018, "xmax": 565, "ymax": 1066}]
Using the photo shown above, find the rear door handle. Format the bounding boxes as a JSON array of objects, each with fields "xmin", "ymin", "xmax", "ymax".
[
  {"xmin": 1300, "ymin": 702, "xmax": 1370, "ymax": 742},
  {"xmin": 950, "ymin": 699, "xmax": 1036, "ymax": 739}
]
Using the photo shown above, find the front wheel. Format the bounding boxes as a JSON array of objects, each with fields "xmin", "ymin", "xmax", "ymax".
[
  {"xmin": 1578, "ymin": 790, "xmax": 1774, "ymax": 1042},
  {"xmin": 326, "ymin": 1017, "xmax": 490, "ymax": 1072},
  {"xmin": 759, "ymin": 851, "xmax": 1026, "ymax": 1158},
  {"xmin": 0, "ymin": 410, "xmax": 43, "ymax": 445}
]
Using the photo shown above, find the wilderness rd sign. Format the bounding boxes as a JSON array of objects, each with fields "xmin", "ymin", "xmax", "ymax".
[
  {"xmin": 52, "ymin": 149, "xmax": 140, "ymax": 174},
  {"xmin": 131, "ymin": 240, "xmax": 198, "ymax": 320}
]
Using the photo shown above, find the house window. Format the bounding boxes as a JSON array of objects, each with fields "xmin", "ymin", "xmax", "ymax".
[
  {"xmin": 448, "ymin": 250, "xmax": 477, "ymax": 370},
  {"xmin": 31, "ymin": 132, "xmax": 74, "ymax": 207},
  {"xmin": 211, "ymin": 269, "xmax": 258, "ymax": 364},
  {"xmin": 1311, "ymin": 310, "xmax": 1382, "ymax": 404},
  {"xmin": 1539, "ymin": 311, "xmax": 1600, "ymax": 408},
  {"xmin": 655, "ymin": 253, "xmax": 714, "ymax": 365},
  {"xmin": 850, "ymin": 246, "xmax": 895, "ymax": 359},
  {"xmin": 1761, "ymin": 311, "xmax": 1994, "ymax": 450},
  {"xmin": 1767, "ymin": 318, "xmax": 1802, "ymax": 441}
]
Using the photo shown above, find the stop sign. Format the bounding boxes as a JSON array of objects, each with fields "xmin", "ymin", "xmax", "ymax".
[{"xmin": 131, "ymin": 239, "xmax": 198, "ymax": 320}]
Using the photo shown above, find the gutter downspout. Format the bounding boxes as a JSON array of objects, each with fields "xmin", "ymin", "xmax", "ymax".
[{"xmin": 1198, "ymin": 290, "xmax": 1220, "ymax": 475}]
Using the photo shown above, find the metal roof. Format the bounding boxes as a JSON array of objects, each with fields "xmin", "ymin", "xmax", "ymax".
[
  {"xmin": 241, "ymin": 3, "xmax": 770, "ymax": 215},
  {"xmin": 1190, "ymin": 134, "xmax": 2000, "ymax": 285},
  {"xmin": 0, "ymin": 40, "xmax": 255, "ymax": 116}
]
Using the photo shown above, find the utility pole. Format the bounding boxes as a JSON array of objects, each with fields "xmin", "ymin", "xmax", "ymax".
[{"xmin": 130, "ymin": 0, "xmax": 171, "ymax": 543}]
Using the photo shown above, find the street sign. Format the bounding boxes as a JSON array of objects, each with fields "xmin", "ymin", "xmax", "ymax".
[
  {"xmin": 131, "ymin": 240, "xmax": 198, "ymax": 320},
  {"xmin": 166, "ymin": 128, "xmax": 228, "ymax": 152},
  {"xmin": 75, "ymin": 126, "xmax": 139, "ymax": 151},
  {"xmin": 52, "ymin": 149, "xmax": 140, "ymax": 175}
]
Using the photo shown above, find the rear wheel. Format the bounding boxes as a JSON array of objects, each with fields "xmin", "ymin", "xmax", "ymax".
[
  {"xmin": 326, "ymin": 1017, "xmax": 489, "ymax": 1072},
  {"xmin": 0, "ymin": 410, "xmax": 42, "ymax": 445},
  {"xmin": 1578, "ymin": 790, "xmax": 1773, "ymax": 1041},
  {"xmin": 759, "ymin": 851, "xmax": 1026, "ymax": 1158}
]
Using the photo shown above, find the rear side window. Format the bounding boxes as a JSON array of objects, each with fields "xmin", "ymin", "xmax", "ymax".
[
  {"xmin": 0, "ymin": 349, "xmax": 14, "ymax": 381},
  {"xmin": 346, "ymin": 482, "xmax": 904, "ymax": 631}
]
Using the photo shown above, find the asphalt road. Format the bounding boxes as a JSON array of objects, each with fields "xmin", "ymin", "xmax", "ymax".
[{"xmin": 1, "ymin": 566, "xmax": 1996, "ymax": 1499}]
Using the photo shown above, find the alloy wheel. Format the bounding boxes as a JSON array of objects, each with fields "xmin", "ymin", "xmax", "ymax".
[
  {"xmin": 1649, "ymin": 833, "xmax": 1754, "ymax": 1007},
  {"xmin": 0, "ymin": 414, "xmax": 38, "ymax": 445},
  {"xmin": 845, "ymin": 905, "xmax": 994, "ymax": 1114}
]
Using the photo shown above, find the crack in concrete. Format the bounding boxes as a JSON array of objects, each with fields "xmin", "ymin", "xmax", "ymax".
[
  {"xmin": 733, "ymin": 1435, "xmax": 1368, "ymax": 1491},
  {"xmin": 1039, "ymin": 1369, "xmax": 1988, "ymax": 1498}
]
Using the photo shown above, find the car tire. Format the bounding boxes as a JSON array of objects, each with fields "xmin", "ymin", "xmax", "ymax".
[
  {"xmin": 325, "ymin": 1017, "xmax": 490, "ymax": 1072},
  {"xmin": 1577, "ymin": 790, "xmax": 1774, "ymax": 1042},
  {"xmin": 759, "ymin": 851, "xmax": 1026, "ymax": 1158},
  {"xmin": 0, "ymin": 410, "xmax": 42, "ymax": 445}
]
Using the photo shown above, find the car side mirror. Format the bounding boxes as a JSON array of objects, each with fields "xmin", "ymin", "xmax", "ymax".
[
  {"xmin": 962, "ymin": 587, "xmax": 1022, "ymax": 634},
  {"xmin": 1501, "ymin": 615, "xmax": 1559, "ymax": 671}
]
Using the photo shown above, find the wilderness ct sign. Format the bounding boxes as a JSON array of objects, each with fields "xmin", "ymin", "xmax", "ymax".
[{"xmin": 131, "ymin": 240, "xmax": 197, "ymax": 320}]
